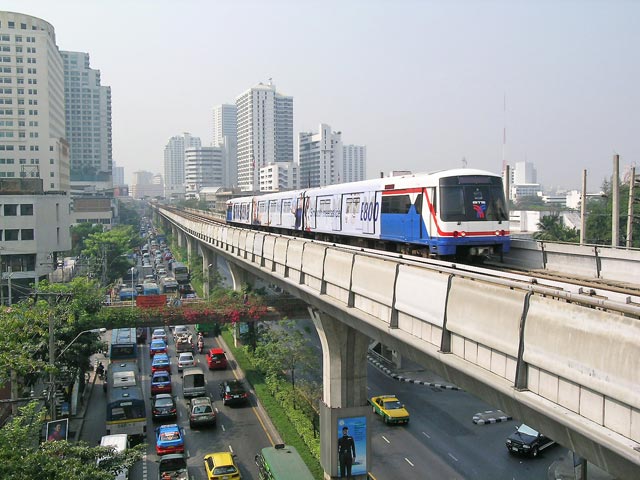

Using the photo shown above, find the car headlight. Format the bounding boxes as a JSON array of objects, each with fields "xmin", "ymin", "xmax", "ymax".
[
  {"xmin": 523, "ymin": 445, "xmax": 530, "ymax": 450},
  {"xmin": 506, "ymin": 440, "xmax": 511, "ymax": 445}
]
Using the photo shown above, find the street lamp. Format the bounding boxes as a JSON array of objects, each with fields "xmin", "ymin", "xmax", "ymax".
[{"xmin": 49, "ymin": 327, "xmax": 106, "ymax": 420}]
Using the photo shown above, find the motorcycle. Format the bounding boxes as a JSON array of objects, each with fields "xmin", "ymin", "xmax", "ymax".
[
  {"xmin": 95, "ymin": 361, "xmax": 105, "ymax": 381},
  {"xmin": 197, "ymin": 340, "xmax": 204, "ymax": 354}
]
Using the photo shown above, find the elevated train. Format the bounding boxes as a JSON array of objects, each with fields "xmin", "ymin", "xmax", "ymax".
[{"xmin": 226, "ymin": 169, "xmax": 510, "ymax": 259}]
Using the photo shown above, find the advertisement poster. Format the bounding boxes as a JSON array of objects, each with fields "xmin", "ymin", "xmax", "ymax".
[
  {"xmin": 46, "ymin": 418, "xmax": 68, "ymax": 442},
  {"xmin": 337, "ymin": 416, "xmax": 367, "ymax": 476}
]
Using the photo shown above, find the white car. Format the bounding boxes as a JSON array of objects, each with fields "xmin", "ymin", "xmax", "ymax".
[
  {"xmin": 173, "ymin": 325, "xmax": 189, "ymax": 342},
  {"xmin": 178, "ymin": 352, "xmax": 196, "ymax": 372}
]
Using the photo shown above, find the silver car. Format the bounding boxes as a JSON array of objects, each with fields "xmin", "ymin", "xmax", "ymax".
[
  {"xmin": 189, "ymin": 396, "xmax": 216, "ymax": 428},
  {"xmin": 178, "ymin": 352, "xmax": 195, "ymax": 372}
]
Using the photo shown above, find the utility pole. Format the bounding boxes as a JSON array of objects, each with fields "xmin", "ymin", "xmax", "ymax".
[
  {"xmin": 628, "ymin": 166, "xmax": 636, "ymax": 248},
  {"xmin": 580, "ymin": 169, "xmax": 587, "ymax": 245},
  {"xmin": 48, "ymin": 310, "xmax": 56, "ymax": 420},
  {"xmin": 612, "ymin": 154, "xmax": 620, "ymax": 247}
]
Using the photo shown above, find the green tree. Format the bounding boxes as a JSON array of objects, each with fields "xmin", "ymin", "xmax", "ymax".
[
  {"xmin": 68, "ymin": 224, "xmax": 103, "ymax": 257},
  {"xmin": 534, "ymin": 214, "xmax": 579, "ymax": 243},
  {"xmin": 118, "ymin": 200, "xmax": 141, "ymax": 227},
  {"xmin": 82, "ymin": 226, "xmax": 141, "ymax": 285},
  {"xmin": 253, "ymin": 320, "xmax": 316, "ymax": 403},
  {"xmin": 0, "ymin": 402, "xmax": 144, "ymax": 479}
]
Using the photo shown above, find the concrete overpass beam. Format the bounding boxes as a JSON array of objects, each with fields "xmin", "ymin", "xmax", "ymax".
[
  {"xmin": 202, "ymin": 248, "xmax": 218, "ymax": 299},
  {"xmin": 227, "ymin": 262, "xmax": 256, "ymax": 292}
]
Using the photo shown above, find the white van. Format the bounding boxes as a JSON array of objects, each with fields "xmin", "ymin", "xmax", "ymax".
[{"xmin": 99, "ymin": 434, "xmax": 129, "ymax": 480}]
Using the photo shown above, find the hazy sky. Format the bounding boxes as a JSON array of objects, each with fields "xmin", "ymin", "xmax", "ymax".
[{"xmin": 5, "ymin": 0, "xmax": 639, "ymax": 190}]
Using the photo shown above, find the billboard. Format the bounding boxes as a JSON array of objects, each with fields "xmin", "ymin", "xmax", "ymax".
[
  {"xmin": 46, "ymin": 418, "xmax": 69, "ymax": 442},
  {"xmin": 337, "ymin": 415, "xmax": 367, "ymax": 476}
]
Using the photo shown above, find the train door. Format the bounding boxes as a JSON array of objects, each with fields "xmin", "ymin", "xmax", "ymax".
[
  {"xmin": 423, "ymin": 187, "xmax": 437, "ymax": 242},
  {"xmin": 361, "ymin": 191, "xmax": 380, "ymax": 235}
]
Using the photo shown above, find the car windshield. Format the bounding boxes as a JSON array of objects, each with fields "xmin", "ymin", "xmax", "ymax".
[
  {"xmin": 154, "ymin": 374, "xmax": 169, "ymax": 382},
  {"xmin": 155, "ymin": 398, "xmax": 173, "ymax": 407},
  {"xmin": 214, "ymin": 466, "xmax": 237, "ymax": 475},
  {"xmin": 193, "ymin": 405, "xmax": 213, "ymax": 414},
  {"xmin": 517, "ymin": 424, "xmax": 539, "ymax": 436},
  {"xmin": 383, "ymin": 400, "xmax": 403, "ymax": 410},
  {"xmin": 159, "ymin": 431, "xmax": 180, "ymax": 441},
  {"xmin": 153, "ymin": 329, "xmax": 165, "ymax": 336}
]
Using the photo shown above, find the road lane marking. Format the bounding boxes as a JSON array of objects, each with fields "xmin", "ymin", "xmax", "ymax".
[
  {"xmin": 142, "ymin": 453, "xmax": 147, "ymax": 480},
  {"xmin": 448, "ymin": 453, "xmax": 459, "ymax": 462},
  {"xmin": 404, "ymin": 457, "xmax": 414, "ymax": 467},
  {"xmin": 422, "ymin": 431, "xmax": 431, "ymax": 439},
  {"xmin": 229, "ymin": 445, "xmax": 234, "ymax": 454},
  {"xmin": 221, "ymin": 423, "xmax": 226, "ymax": 432},
  {"xmin": 381, "ymin": 435, "xmax": 390, "ymax": 444}
]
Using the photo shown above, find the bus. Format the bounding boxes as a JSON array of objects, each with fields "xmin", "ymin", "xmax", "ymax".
[
  {"xmin": 172, "ymin": 262, "xmax": 190, "ymax": 284},
  {"xmin": 109, "ymin": 328, "xmax": 138, "ymax": 364},
  {"xmin": 160, "ymin": 276, "xmax": 179, "ymax": 294},
  {"xmin": 255, "ymin": 444, "xmax": 315, "ymax": 480},
  {"xmin": 105, "ymin": 385, "xmax": 146, "ymax": 440},
  {"xmin": 142, "ymin": 282, "xmax": 160, "ymax": 295},
  {"xmin": 106, "ymin": 361, "xmax": 138, "ymax": 390}
]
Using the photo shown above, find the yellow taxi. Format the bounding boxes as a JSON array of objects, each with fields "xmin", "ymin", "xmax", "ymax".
[
  {"xmin": 369, "ymin": 394, "xmax": 410, "ymax": 425},
  {"xmin": 204, "ymin": 451, "xmax": 241, "ymax": 479}
]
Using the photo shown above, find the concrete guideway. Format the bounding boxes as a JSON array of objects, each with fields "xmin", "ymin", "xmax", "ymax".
[{"xmin": 156, "ymin": 206, "xmax": 640, "ymax": 479}]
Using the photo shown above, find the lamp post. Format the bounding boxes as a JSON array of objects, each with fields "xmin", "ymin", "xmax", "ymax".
[{"xmin": 48, "ymin": 325, "xmax": 106, "ymax": 421}]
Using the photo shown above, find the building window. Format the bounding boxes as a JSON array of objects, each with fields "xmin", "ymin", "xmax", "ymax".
[
  {"xmin": 4, "ymin": 229, "xmax": 18, "ymax": 241},
  {"xmin": 20, "ymin": 204, "xmax": 33, "ymax": 215},
  {"xmin": 3, "ymin": 204, "xmax": 17, "ymax": 216},
  {"xmin": 21, "ymin": 229, "xmax": 34, "ymax": 240}
]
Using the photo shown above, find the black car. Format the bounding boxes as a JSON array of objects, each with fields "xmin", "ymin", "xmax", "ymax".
[
  {"xmin": 219, "ymin": 380, "xmax": 249, "ymax": 406},
  {"xmin": 506, "ymin": 423, "xmax": 555, "ymax": 457},
  {"xmin": 152, "ymin": 393, "xmax": 177, "ymax": 422}
]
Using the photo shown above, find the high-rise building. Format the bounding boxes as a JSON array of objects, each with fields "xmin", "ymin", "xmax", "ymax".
[
  {"xmin": 212, "ymin": 104, "xmax": 238, "ymax": 188},
  {"xmin": 61, "ymin": 51, "xmax": 112, "ymax": 192},
  {"xmin": 342, "ymin": 144, "xmax": 367, "ymax": 183},
  {"xmin": 131, "ymin": 170, "xmax": 163, "ymax": 199},
  {"xmin": 513, "ymin": 161, "xmax": 537, "ymax": 185},
  {"xmin": 212, "ymin": 104, "xmax": 237, "ymax": 146},
  {"xmin": 0, "ymin": 12, "xmax": 70, "ymax": 192},
  {"xmin": 112, "ymin": 161, "xmax": 124, "ymax": 187},
  {"xmin": 163, "ymin": 132, "xmax": 200, "ymax": 198},
  {"xmin": 235, "ymin": 81, "xmax": 293, "ymax": 191},
  {"xmin": 185, "ymin": 146, "xmax": 223, "ymax": 196},
  {"xmin": 298, "ymin": 124, "xmax": 342, "ymax": 188}
]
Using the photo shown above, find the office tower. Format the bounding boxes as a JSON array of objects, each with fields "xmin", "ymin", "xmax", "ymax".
[
  {"xmin": 343, "ymin": 144, "xmax": 367, "ymax": 183},
  {"xmin": 185, "ymin": 146, "xmax": 223, "ymax": 196},
  {"xmin": 112, "ymin": 161, "xmax": 124, "ymax": 187},
  {"xmin": 235, "ymin": 81, "xmax": 293, "ymax": 191},
  {"xmin": 163, "ymin": 132, "xmax": 201, "ymax": 198},
  {"xmin": 0, "ymin": 12, "xmax": 70, "ymax": 191},
  {"xmin": 131, "ymin": 170, "xmax": 163, "ymax": 199},
  {"xmin": 298, "ymin": 124, "xmax": 342, "ymax": 188},
  {"xmin": 212, "ymin": 104, "xmax": 237, "ymax": 146},
  {"xmin": 513, "ymin": 161, "xmax": 537, "ymax": 185},
  {"xmin": 61, "ymin": 51, "xmax": 112, "ymax": 192},
  {"xmin": 212, "ymin": 104, "xmax": 238, "ymax": 188}
]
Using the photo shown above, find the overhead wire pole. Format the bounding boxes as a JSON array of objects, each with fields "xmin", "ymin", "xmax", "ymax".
[
  {"xmin": 580, "ymin": 169, "xmax": 587, "ymax": 245},
  {"xmin": 627, "ymin": 166, "xmax": 636, "ymax": 248},
  {"xmin": 612, "ymin": 154, "xmax": 620, "ymax": 247}
]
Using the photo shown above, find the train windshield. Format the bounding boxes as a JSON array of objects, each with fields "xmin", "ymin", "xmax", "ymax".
[{"xmin": 439, "ymin": 175, "xmax": 508, "ymax": 222}]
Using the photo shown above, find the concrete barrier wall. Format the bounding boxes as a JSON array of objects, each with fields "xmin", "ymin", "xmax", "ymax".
[
  {"xmin": 543, "ymin": 243, "xmax": 598, "ymax": 278},
  {"xmin": 599, "ymin": 248, "xmax": 640, "ymax": 284},
  {"xmin": 285, "ymin": 239, "xmax": 304, "ymax": 282},
  {"xmin": 351, "ymin": 256, "xmax": 396, "ymax": 324},
  {"xmin": 301, "ymin": 243, "xmax": 326, "ymax": 291},
  {"xmin": 273, "ymin": 237, "xmax": 289, "ymax": 277},
  {"xmin": 524, "ymin": 295, "xmax": 640, "ymax": 441},
  {"xmin": 446, "ymin": 277, "xmax": 526, "ymax": 382},
  {"xmin": 323, "ymin": 249, "xmax": 354, "ymax": 305},
  {"xmin": 394, "ymin": 265, "xmax": 449, "ymax": 346},
  {"xmin": 263, "ymin": 235, "xmax": 276, "ymax": 271}
]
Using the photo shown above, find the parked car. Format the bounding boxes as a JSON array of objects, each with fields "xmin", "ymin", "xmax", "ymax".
[
  {"xmin": 149, "ymin": 339, "xmax": 168, "ymax": 358},
  {"xmin": 151, "ymin": 353, "xmax": 171, "ymax": 374},
  {"xmin": 368, "ymin": 394, "xmax": 410, "ymax": 425},
  {"xmin": 151, "ymin": 371, "xmax": 172, "ymax": 395},
  {"xmin": 203, "ymin": 451, "xmax": 241, "ymax": 480},
  {"xmin": 155, "ymin": 423, "xmax": 184, "ymax": 456},
  {"xmin": 189, "ymin": 396, "xmax": 216, "ymax": 428},
  {"xmin": 206, "ymin": 348, "xmax": 228, "ymax": 370},
  {"xmin": 158, "ymin": 454, "xmax": 189, "ymax": 480},
  {"xmin": 152, "ymin": 394, "xmax": 177, "ymax": 422},
  {"xmin": 506, "ymin": 424, "xmax": 555, "ymax": 457},
  {"xmin": 178, "ymin": 352, "xmax": 196, "ymax": 372},
  {"xmin": 219, "ymin": 380, "xmax": 249, "ymax": 406}
]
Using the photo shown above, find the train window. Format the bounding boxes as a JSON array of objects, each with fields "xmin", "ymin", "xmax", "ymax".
[
  {"xmin": 381, "ymin": 195, "xmax": 411, "ymax": 214},
  {"xmin": 414, "ymin": 194, "xmax": 423, "ymax": 214}
]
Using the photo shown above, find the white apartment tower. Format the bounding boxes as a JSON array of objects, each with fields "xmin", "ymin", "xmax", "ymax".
[
  {"xmin": 513, "ymin": 160, "xmax": 537, "ymax": 185},
  {"xmin": 61, "ymin": 50, "xmax": 112, "ymax": 191},
  {"xmin": 259, "ymin": 162, "xmax": 298, "ymax": 192},
  {"xmin": 185, "ymin": 146, "xmax": 223, "ymax": 196},
  {"xmin": 343, "ymin": 144, "xmax": 367, "ymax": 183},
  {"xmin": 163, "ymin": 132, "xmax": 201, "ymax": 198},
  {"xmin": 0, "ymin": 12, "xmax": 70, "ymax": 192},
  {"xmin": 235, "ymin": 82, "xmax": 293, "ymax": 191},
  {"xmin": 298, "ymin": 124, "xmax": 342, "ymax": 188}
]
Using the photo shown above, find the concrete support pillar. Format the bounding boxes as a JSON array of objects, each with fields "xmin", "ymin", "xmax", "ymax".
[
  {"xmin": 227, "ymin": 262, "xmax": 256, "ymax": 292},
  {"xmin": 310, "ymin": 307, "xmax": 370, "ymax": 479},
  {"xmin": 202, "ymin": 248, "xmax": 218, "ymax": 299},
  {"xmin": 177, "ymin": 230, "xmax": 184, "ymax": 249}
]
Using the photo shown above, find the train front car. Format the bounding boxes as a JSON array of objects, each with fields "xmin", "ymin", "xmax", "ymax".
[{"xmin": 428, "ymin": 169, "xmax": 510, "ymax": 259}]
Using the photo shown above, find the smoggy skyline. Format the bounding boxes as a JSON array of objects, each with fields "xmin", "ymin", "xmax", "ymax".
[{"xmin": 5, "ymin": 0, "xmax": 639, "ymax": 191}]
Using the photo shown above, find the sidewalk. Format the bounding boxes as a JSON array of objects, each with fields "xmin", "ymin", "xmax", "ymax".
[{"xmin": 67, "ymin": 359, "xmax": 98, "ymax": 443}]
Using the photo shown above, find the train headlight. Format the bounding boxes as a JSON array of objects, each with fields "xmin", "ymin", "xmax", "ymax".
[{"xmin": 460, "ymin": 231, "xmax": 466, "ymax": 237}]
